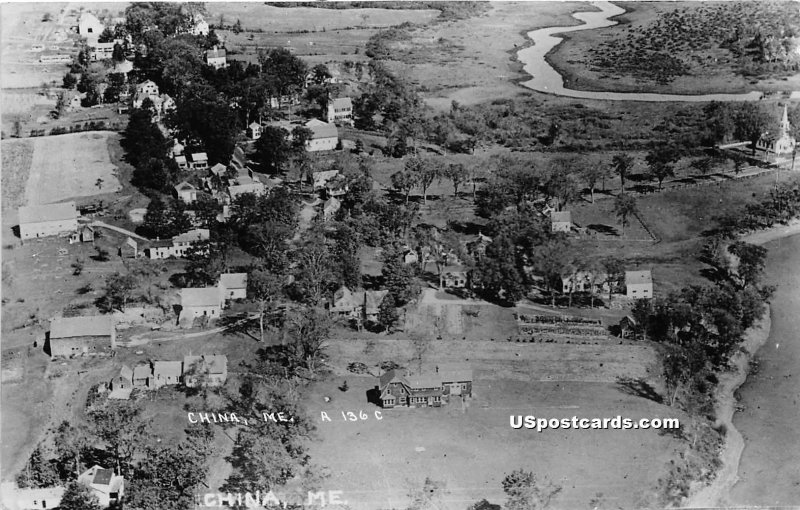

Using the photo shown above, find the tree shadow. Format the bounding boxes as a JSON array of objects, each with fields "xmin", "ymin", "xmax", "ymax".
[
  {"xmin": 616, "ymin": 377, "xmax": 663, "ymax": 404},
  {"xmin": 586, "ymin": 224, "xmax": 619, "ymax": 236}
]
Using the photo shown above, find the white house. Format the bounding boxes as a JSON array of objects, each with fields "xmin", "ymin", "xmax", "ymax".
[
  {"xmin": 218, "ymin": 273, "xmax": 248, "ymax": 301},
  {"xmin": 18, "ymin": 202, "xmax": 78, "ymax": 240},
  {"xmin": 183, "ymin": 354, "xmax": 228, "ymax": 387},
  {"xmin": 561, "ymin": 271, "xmax": 607, "ymax": 294},
  {"xmin": 188, "ymin": 16, "xmax": 209, "ymax": 36},
  {"xmin": 304, "ymin": 119, "xmax": 338, "ymax": 152},
  {"xmin": 175, "ymin": 155, "xmax": 189, "ymax": 170},
  {"xmin": 173, "ymin": 181, "xmax": 198, "ymax": 204},
  {"xmin": 147, "ymin": 229, "xmax": 209, "ymax": 259},
  {"xmin": 78, "ymin": 13, "xmax": 104, "ymax": 41},
  {"xmin": 77, "ymin": 466, "xmax": 124, "ymax": 508},
  {"xmin": 247, "ymin": 122, "xmax": 262, "ymax": 140},
  {"xmin": 625, "ymin": 270, "xmax": 653, "ymax": 299},
  {"xmin": 152, "ymin": 361, "xmax": 183, "ymax": 388},
  {"xmin": 326, "ymin": 97, "xmax": 353, "ymax": 125},
  {"xmin": 205, "ymin": 46, "xmax": 227, "ymax": 69},
  {"xmin": 132, "ymin": 80, "xmax": 159, "ymax": 109},
  {"xmin": 550, "ymin": 211, "xmax": 572, "ymax": 233},
  {"xmin": 190, "ymin": 153, "xmax": 209, "ymax": 170},
  {"xmin": 180, "ymin": 287, "xmax": 223, "ymax": 324}
]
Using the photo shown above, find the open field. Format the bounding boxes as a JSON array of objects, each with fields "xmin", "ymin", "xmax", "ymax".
[
  {"xmin": 548, "ymin": 1, "xmax": 800, "ymax": 95},
  {"xmin": 307, "ymin": 337, "xmax": 681, "ymax": 510},
  {"xmin": 23, "ymin": 131, "xmax": 122, "ymax": 205},
  {"xmin": 205, "ymin": 4, "xmax": 440, "ymax": 33},
  {"xmin": 1, "ymin": 139, "xmax": 34, "ymax": 211}
]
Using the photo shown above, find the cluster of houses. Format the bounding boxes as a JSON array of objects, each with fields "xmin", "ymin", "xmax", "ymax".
[
  {"xmin": 375, "ymin": 366, "xmax": 473, "ymax": 408},
  {"xmin": 107, "ymin": 354, "xmax": 228, "ymax": 399},
  {"xmin": 328, "ymin": 285, "xmax": 388, "ymax": 326},
  {"xmin": 1, "ymin": 465, "xmax": 124, "ymax": 510},
  {"xmin": 178, "ymin": 272, "xmax": 248, "ymax": 326}
]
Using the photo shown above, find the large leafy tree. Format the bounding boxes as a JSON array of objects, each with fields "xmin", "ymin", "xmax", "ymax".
[
  {"xmin": 645, "ymin": 146, "xmax": 680, "ymax": 190},
  {"xmin": 254, "ymin": 126, "xmax": 293, "ymax": 174},
  {"xmin": 611, "ymin": 153, "xmax": 635, "ymax": 193},
  {"xmin": 59, "ymin": 481, "xmax": 102, "ymax": 510},
  {"xmin": 381, "ymin": 245, "xmax": 416, "ymax": 305},
  {"xmin": 248, "ymin": 269, "xmax": 285, "ymax": 343},
  {"xmin": 87, "ymin": 400, "xmax": 150, "ymax": 476},
  {"xmin": 502, "ymin": 469, "xmax": 561, "ymax": 510},
  {"xmin": 613, "ymin": 193, "xmax": 639, "ymax": 236}
]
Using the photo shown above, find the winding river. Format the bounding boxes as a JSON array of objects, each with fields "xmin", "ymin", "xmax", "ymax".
[{"xmin": 516, "ymin": 1, "xmax": 763, "ymax": 102}]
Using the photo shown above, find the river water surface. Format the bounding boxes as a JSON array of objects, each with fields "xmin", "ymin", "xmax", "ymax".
[{"xmin": 516, "ymin": 1, "xmax": 763, "ymax": 102}]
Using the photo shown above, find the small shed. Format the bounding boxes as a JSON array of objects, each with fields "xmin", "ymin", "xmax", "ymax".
[{"xmin": 119, "ymin": 237, "xmax": 138, "ymax": 258}]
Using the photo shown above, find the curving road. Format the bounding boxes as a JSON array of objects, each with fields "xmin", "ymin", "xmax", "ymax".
[{"xmin": 517, "ymin": 1, "xmax": 763, "ymax": 102}]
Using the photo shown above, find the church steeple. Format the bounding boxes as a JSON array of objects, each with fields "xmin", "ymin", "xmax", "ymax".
[{"xmin": 780, "ymin": 104, "xmax": 790, "ymax": 136}]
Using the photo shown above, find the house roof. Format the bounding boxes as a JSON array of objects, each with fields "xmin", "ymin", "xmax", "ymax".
[
  {"xmin": 248, "ymin": 121, "xmax": 261, "ymax": 130},
  {"xmin": 551, "ymin": 211, "xmax": 572, "ymax": 223},
  {"xmin": 180, "ymin": 287, "xmax": 221, "ymax": 307},
  {"xmin": 117, "ymin": 365, "xmax": 133, "ymax": 380},
  {"xmin": 331, "ymin": 97, "xmax": 352, "ymax": 109},
  {"xmin": 229, "ymin": 183, "xmax": 265, "ymax": 199},
  {"xmin": 133, "ymin": 364, "xmax": 151, "ymax": 379},
  {"xmin": 406, "ymin": 374, "xmax": 442, "ymax": 389},
  {"xmin": 123, "ymin": 237, "xmax": 137, "ymax": 249},
  {"xmin": 364, "ymin": 289, "xmax": 388, "ymax": 312},
  {"xmin": 92, "ymin": 468, "xmax": 113, "ymax": 486},
  {"xmin": 323, "ymin": 197, "xmax": 341, "ymax": 210},
  {"xmin": 206, "ymin": 47, "xmax": 226, "ymax": 59},
  {"xmin": 173, "ymin": 228, "xmax": 209, "ymax": 244},
  {"xmin": 18, "ymin": 201, "xmax": 76, "ymax": 224},
  {"xmin": 174, "ymin": 181, "xmax": 196, "ymax": 192},
  {"xmin": 379, "ymin": 369, "xmax": 409, "ymax": 390},
  {"xmin": 219, "ymin": 273, "xmax": 247, "ymax": 290},
  {"xmin": 204, "ymin": 354, "xmax": 227, "ymax": 374},
  {"xmin": 210, "ymin": 163, "xmax": 227, "ymax": 176},
  {"xmin": 50, "ymin": 316, "xmax": 114, "ymax": 339},
  {"xmin": 332, "ymin": 285, "xmax": 362, "ymax": 309},
  {"xmin": 153, "ymin": 360, "xmax": 182, "ymax": 378},
  {"xmin": 305, "ymin": 119, "xmax": 338, "ymax": 139},
  {"xmin": 440, "ymin": 368, "xmax": 473, "ymax": 383},
  {"xmin": 625, "ymin": 270, "xmax": 652, "ymax": 285},
  {"xmin": 312, "ymin": 170, "xmax": 339, "ymax": 188},
  {"xmin": 191, "ymin": 152, "xmax": 208, "ymax": 162}
]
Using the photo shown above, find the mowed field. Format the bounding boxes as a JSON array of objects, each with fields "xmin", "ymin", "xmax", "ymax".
[
  {"xmin": 19, "ymin": 131, "xmax": 122, "ymax": 206},
  {"xmin": 307, "ymin": 337, "xmax": 681, "ymax": 510}
]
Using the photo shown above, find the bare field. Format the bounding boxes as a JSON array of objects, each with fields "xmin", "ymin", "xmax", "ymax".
[
  {"xmin": 308, "ymin": 337, "xmax": 680, "ymax": 510},
  {"xmin": 24, "ymin": 131, "xmax": 122, "ymax": 205},
  {"xmin": 1, "ymin": 138, "xmax": 34, "ymax": 211}
]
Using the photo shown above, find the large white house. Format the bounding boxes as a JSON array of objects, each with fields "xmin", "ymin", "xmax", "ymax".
[
  {"xmin": 218, "ymin": 273, "xmax": 248, "ymax": 300},
  {"xmin": 205, "ymin": 46, "xmax": 227, "ymax": 69},
  {"xmin": 625, "ymin": 270, "xmax": 653, "ymax": 299},
  {"xmin": 77, "ymin": 466, "xmax": 124, "ymax": 508},
  {"xmin": 304, "ymin": 119, "xmax": 338, "ymax": 152},
  {"xmin": 18, "ymin": 202, "xmax": 78, "ymax": 240},
  {"xmin": 78, "ymin": 13, "xmax": 104, "ymax": 41},
  {"xmin": 326, "ymin": 97, "xmax": 353, "ymax": 125},
  {"xmin": 146, "ymin": 229, "xmax": 209, "ymax": 259},
  {"xmin": 179, "ymin": 287, "xmax": 223, "ymax": 324}
]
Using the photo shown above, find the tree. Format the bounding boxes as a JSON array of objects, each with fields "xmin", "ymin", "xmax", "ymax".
[
  {"xmin": 248, "ymin": 269, "xmax": 284, "ymax": 342},
  {"xmin": 53, "ymin": 421, "xmax": 90, "ymax": 478},
  {"xmin": 58, "ymin": 482, "xmax": 102, "ymax": 510},
  {"xmin": 308, "ymin": 63, "xmax": 331, "ymax": 86},
  {"xmin": 543, "ymin": 158, "xmax": 580, "ymax": 210},
  {"xmin": 16, "ymin": 446, "xmax": 59, "ymax": 489},
  {"xmin": 377, "ymin": 293, "xmax": 399, "ymax": 332},
  {"xmin": 62, "ymin": 72, "xmax": 78, "ymax": 89},
  {"xmin": 254, "ymin": 125, "xmax": 292, "ymax": 174},
  {"xmin": 390, "ymin": 167, "xmax": 418, "ymax": 204},
  {"xmin": 294, "ymin": 231, "xmax": 336, "ymax": 305},
  {"xmin": 381, "ymin": 246, "xmax": 415, "ymax": 305},
  {"xmin": 53, "ymin": 91, "xmax": 68, "ymax": 119},
  {"xmin": 611, "ymin": 153, "xmax": 635, "ymax": 193},
  {"xmin": 727, "ymin": 241, "xmax": 767, "ymax": 289},
  {"xmin": 502, "ymin": 469, "xmax": 561, "ymax": 510},
  {"xmin": 733, "ymin": 102, "xmax": 773, "ymax": 155},
  {"xmin": 645, "ymin": 146, "xmax": 680, "ymax": 190},
  {"xmin": 285, "ymin": 308, "xmax": 331, "ymax": 376},
  {"xmin": 473, "ymin": 234, "xmax": 525, "ymax": 304},
  {"xmin": 101, "ymin": 272, "xmax": 138, "ymax": 312},
  {"xmin": 613, "ymin": 193, "xmax": 638, "ymax": 236},
  {"xmin": 87, "ymin": 400, "xmax": 149, "ymax": 476},
  {"xmin": 580, "ymin": 163, "xmax": 606, "ymax": 203},
  {"xmin": 415, "ymin": 157, "xmax": 442, "ymax": 205},
  {"xmin": 331, "ymin": 224, "xmax": 361, "ymax": 289},
  {"xmin": 602, "ymin": 256, "xmax": 624, "ymax": 301},
  {"xmin": 534, "ymin": 239, "xmax": 571, "ymax": 307},
  {"xmin": 445, "ymin": 162, "xmax": 469, "ymax": 198}
]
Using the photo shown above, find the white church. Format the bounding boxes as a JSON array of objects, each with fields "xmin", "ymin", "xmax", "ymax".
[{"xmin": 757, "ymin": 105, "xmax": 796, "ymax": 158}]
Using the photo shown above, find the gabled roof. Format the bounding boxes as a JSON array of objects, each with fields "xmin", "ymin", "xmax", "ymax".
[
  {"xmin": 205, "ymin": 47, "xmax": 226, "ymax": 59},
  {"xmin": 174, "ymin": 181, "xmax": 196, "ymax": 192},
  {"xmin": 174, "ymin": 155, "xmax": 187, "ymax": 164},
  {"xmin": 133, "ymin": 364, "xmax": 151, "ymax": 380},
  {"xmin": 379, "ymin": 369, "xmax": 409, "ymax": 390},
  {"xmin": 439, "ymin": 368, "xmax": 473, "ymax": 383},
  {"xmin": 323, "ymin": 197, "xmax": 341, "ymax": 210},
  {"xmin": 123, "ymin": 237, "xmax": 138, "ymax": 249},
  {"xmin": 191, "ymin": 152, "xmax": 208, "ymax": 162},
  {"xmin": 219, "ymin": 273, "xmax": 247, "ymax": 290},
  {"xmin": 364, "ymin": 289, "xmax": 388, "ymax": 311},
  {"xmin": 180, "ymin": 287, "xmax": 221, "ymax": 307},
  {"xmin": 117, "ymin": 365, "xmax": 133, "ymax": 380},
  {"xmin": 406, "ymin": 374, "xmax": 442, "ymax": 389},
  {"xmin": 153, "ymin": 360, "xmax": 182, "ymax": 378},
  {"xmin": 19, "ymin": 201, "xmax": 76, "ymax": 224},
  {"xmin": 625, "ymin": 270, "xmax": 653, "ymax": 285},
  {"xmin": 92, "ymin": 468, "xmax": 113, "ymax": 486},
  {"xmin": 204, "ymin": 354, "xmax": 227, "ymax": 374},
  {"xmin": 551, "ymin": 211, "xmax": 572, "ymax": 223},
  {"xmin": 173, "ymin": 228, "xmax": 209, "ymax": 244},
  {"xmin": 50, "ymin": 316, "xmax": 114, "ymax": 339},
  {"xmin": 305, "ymin": 119, "xmax": 338, "ymax": 140},
  {"xmin": 331, "ymin": 97, "xmax": 352, "ymax": 109},
  {"xmin": 248, "ymin": 121, "xmax": 261, "ymax": 130}
]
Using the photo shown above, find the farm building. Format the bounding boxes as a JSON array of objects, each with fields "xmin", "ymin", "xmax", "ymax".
[
  {"xmin": 183, "ymin": 354, "xmax": 228, "ymax": 387},
  {"xmin": 109, "ymin": 365, "xmax": 133, "ymax": 391},
  {"xmin": 78, "ymin": 12, "xmax": 104, "ymax": 40},
  {"xmin": 152, "ymin": 361, "xmax": 183, "ymax": 388},
  {"xmin": 132, "ymin": 364, "xmax": 151, "ymax": 388},
  {"xmin": 326, "ymin": 97, "xmax": 354, "ymax": 125},
  {"xmin": 173, "ymin": 181, "xmax": 198, "ymax": 204},
  {"xmin": 205, "ymin": 46, "xmax": 227, "ymax": 69},
  {"xmin": 69, "ymin": 225, "xmax": 95, "ymax": 244},
  {"xmin": 377, "ymin": 366, "xmax": 473, "ymax": 408},
  {"xmin": 304, "ymin": 119, "xmax": 338, "ymax": 152},
  {"xmin": 619, "ymin": 316, "xmax": 639, "ymax": 339},
  {"xmin": 179, "ymin": 287, "xmax": 223, "ymax": 323},
  {"xmin": 625, "ymin": 270, "xmax": 653, "ymax": 299},
  {"xmin": 119, "ymin": 237, "xmax": 138, "ymax": 258},
  {"xmin": 18, "ymin": 202, "xmax": 78, "ymax": 240},
  {"xmin": 247, "ymin": 122, "xmax": 262, "ymax": 140},
  {"xmin": 48, "ymin": 316, "xmax": 116, "ymax": 357},
  {"xmin": 175, "ymin": 155, "xmax": 189, "ymax": 170},
  {"xmin": 0, "ymin": 483, "xmax": 65, "ymax": 510},
  {"xmin": 550, "ymin": 211, "xmax": 572, "ymax": 233},
  {"xmin": 77, "ymin": 466, "xmax": 124, "ymax": 508},
  {"xmin": 218, "ymin": 273, "xmax": 248, "ymax": 301}
]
